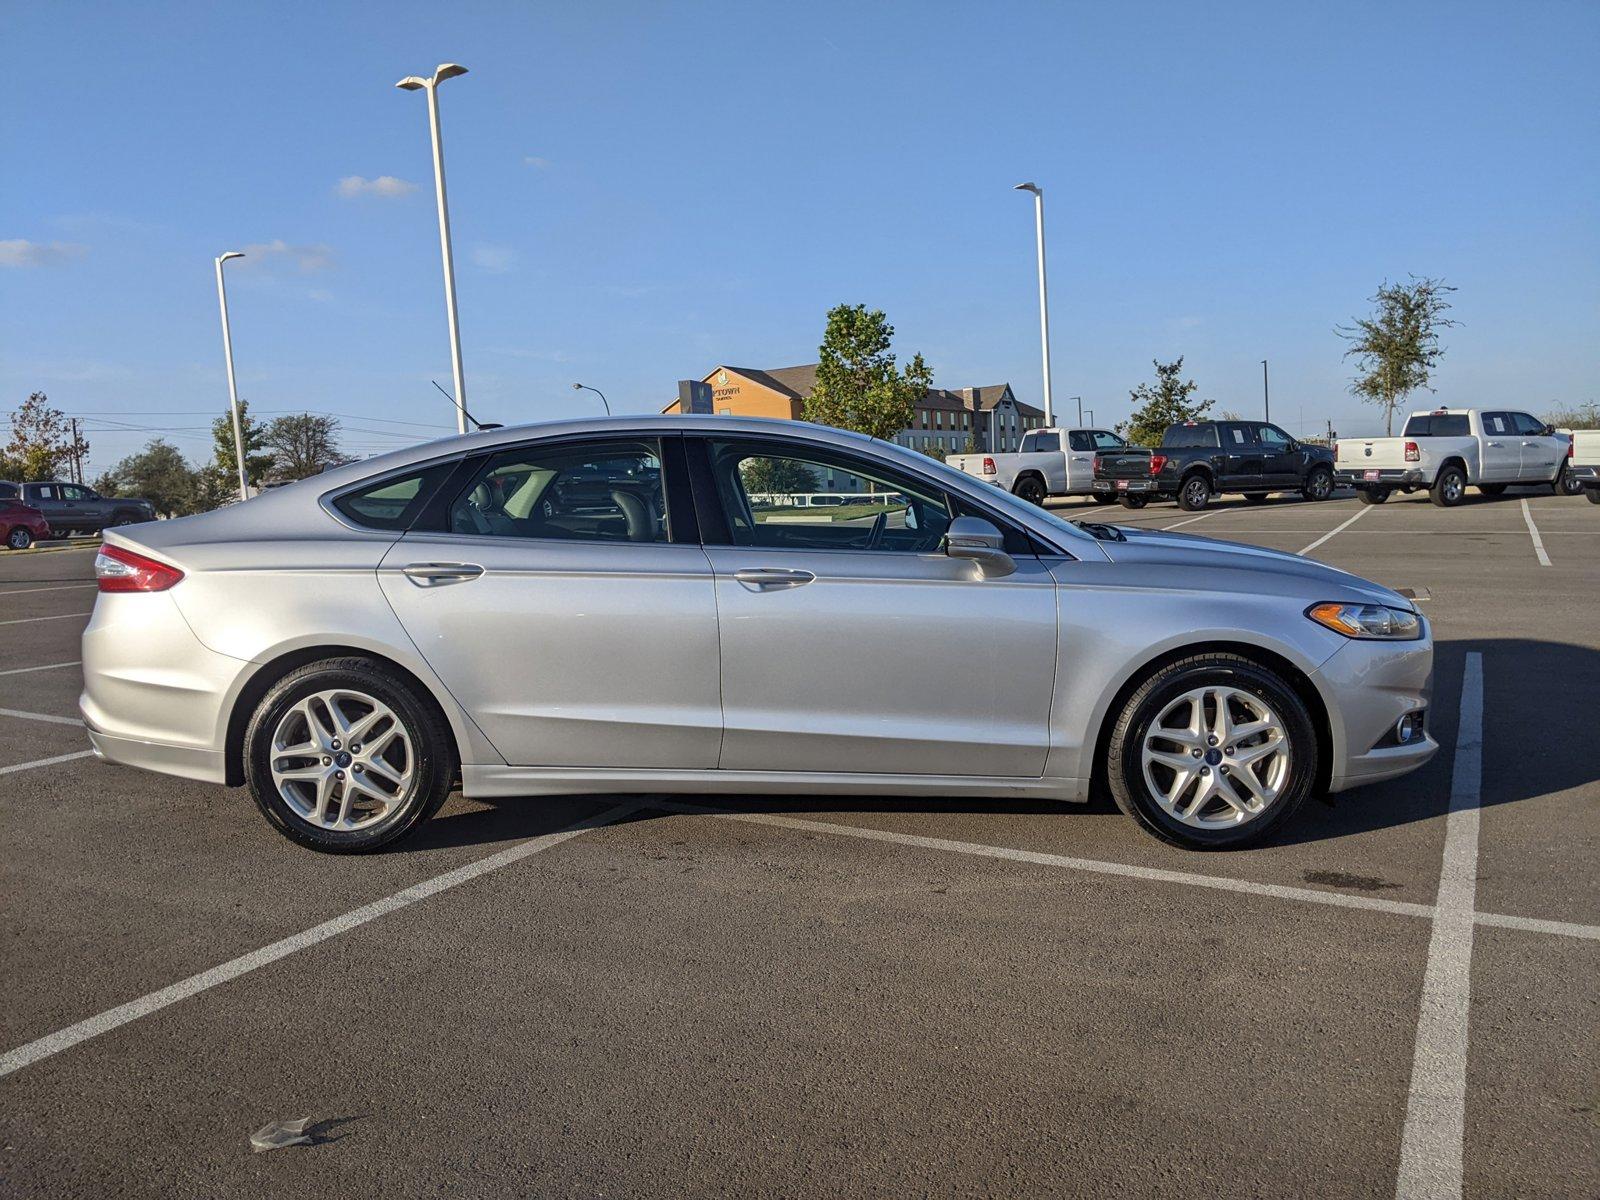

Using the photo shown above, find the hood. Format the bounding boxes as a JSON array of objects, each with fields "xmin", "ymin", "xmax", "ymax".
[{"xmin": 1098, "ymin": 525, "xmax": 1410, "ymax": 608}]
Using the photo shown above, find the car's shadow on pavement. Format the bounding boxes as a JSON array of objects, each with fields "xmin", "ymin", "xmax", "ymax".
[{"xmin": 400, "ymin": 637, "xmax": 1597, "ymax": 855}]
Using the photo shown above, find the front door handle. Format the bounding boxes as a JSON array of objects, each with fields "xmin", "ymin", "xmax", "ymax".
[
  {"xmin": 733, "ymin": 568, "xmax": 815, "ymax": 592},
  {"xmin": 402, "ymin": 562, "xmax": 484, "ymax": 587}
]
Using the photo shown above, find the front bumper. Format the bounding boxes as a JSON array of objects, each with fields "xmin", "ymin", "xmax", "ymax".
[
  {"xmin": 1335, "ymin": 468, "xmax": 1427, "ymax": 487},
  {"xmin": 1314, "ymin": 628, "xmax": 1437, "ymax": 792}
]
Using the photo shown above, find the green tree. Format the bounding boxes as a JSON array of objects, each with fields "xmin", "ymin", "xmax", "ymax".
[
  {"xmin": 5, "ymin": 392, "xmax": 84, "ymax": 481},
  {"xmin": 195, "ymin": 399, "xmax": 273, "ymax": 507},
  {"xmin": 105, "ymin": 439, "xmax": 201, "ymax": 517},
  {"xmin": 264, "ymin": 412, "xmax": 346, "ymax": 482},
  {"xmin": 741, "ymin": 456, "xmax": 817, "ymax": 495},
  {"xmin": 804, "ymin": 304, "xmax": 932, "ymax": 442},
  {"xmin": 1119, "ymin": 358, "xmax": 1212, "ymax": 447},
  {"xmin": 1337, "ymin": 276, "xmax": 1458, "ymax": 435}
]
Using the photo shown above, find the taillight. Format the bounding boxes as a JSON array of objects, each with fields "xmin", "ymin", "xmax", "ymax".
[
  {"xmin": 95, "ymin": 544, "xmax": 183, "ymax": 593},
  {"xmin": 1149, "ymin": 454, "xmax": 1168, "ymax": 475},
  {"xmin": 981, "ymin": 457, "xmax": 996, "ymax": 475},
  {"xmin": 1404, "ymin": 441, "xmax": 1420, "ymax": 462},
  {"xmin": 1568, "ymin": 439, "xmax": 1574, "ymax": 459}
]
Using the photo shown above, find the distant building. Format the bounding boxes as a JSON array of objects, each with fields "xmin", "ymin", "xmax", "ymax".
[{"xmin": 662, "ymin": 364, "xmax": 1046, "ymax": 454}]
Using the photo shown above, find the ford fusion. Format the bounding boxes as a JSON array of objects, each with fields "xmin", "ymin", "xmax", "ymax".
[{"xmin": 81, "ymin": 416, "xmax": 1436, "ymax": 852}]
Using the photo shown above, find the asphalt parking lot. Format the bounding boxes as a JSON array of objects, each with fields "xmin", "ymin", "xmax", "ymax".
[{"xmin": 1, "ymin": 489, "xmax": 1596, "ymax": 1198}]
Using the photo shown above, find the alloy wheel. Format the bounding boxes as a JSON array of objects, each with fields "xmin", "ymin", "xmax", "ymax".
[
  {"xmin": 1140, "ymin": 685, "xmax": 1291, "ymax": 828},
  {"xmin": 6, "ymin": 528, "xmax": 30, "ymax": 550},
  {"xmin": 269, "ymin": 689, "xmax": 414, "ymax": 830}
]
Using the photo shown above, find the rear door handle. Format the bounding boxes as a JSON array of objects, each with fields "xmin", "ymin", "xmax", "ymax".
[
  {"xmin": 733, "ymin": 568, "xmax": 815, "ymax": 592},
  {"xmin": 402, "ymin": 562, "xmax": 484, "ymax": 587}
]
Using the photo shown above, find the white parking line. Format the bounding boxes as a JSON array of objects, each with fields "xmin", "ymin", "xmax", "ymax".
[
  {"xmin": 0, "ymin": 660, "xmax": 81, "ymax": 677},
  {"xmin": 1519, "ymin": 499, "xmax": 1552, "ymax": 567},
  {"xmin": 0, "ymin": 583, "xmax": 96, "ymax": 597},
  {"xmin": 0, "ymin": 750, "xmax": 95, "ymax": 777},
  {"xmin": 0, "ymin": 802, "xmax": 638, "ymax": 1079},
  {"xmin": 1163, "ymin": 512, "xmax": 1215, "ymax": 530},
  {"xmin": 1396, "ymin": 652, "xmax": 1482, "ymax": 1200},
  {"xmin": 0, "ymin": 707, "xmax": 84, "ymax": 727},
  {"xmin": 0, "ymin": 611, "xmax": 92, "ymax": 627},
  {"xmin": 1297, "ymin": 506, "xmax": 1371, "ymax": 556}
]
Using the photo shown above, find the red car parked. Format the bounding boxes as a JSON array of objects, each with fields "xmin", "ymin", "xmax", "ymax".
[{"xmin": 1, "ymin": 498, "xmax": 52, "ymax": 550}]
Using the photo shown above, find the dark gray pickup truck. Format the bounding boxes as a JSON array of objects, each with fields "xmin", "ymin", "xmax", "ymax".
[
  {"xmin": 1092, "ymin": 420, "xmax": 1337, "ymax": 511},
  {"xmin": 0, "ymin": 480, "xmax": 156, "ymax": 536}
]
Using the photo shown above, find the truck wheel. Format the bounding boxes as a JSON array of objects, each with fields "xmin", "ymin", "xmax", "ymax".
[
  {"xmin": 1118, "ymin": 494, "xmax": 1148, "ymax": 509},
  {"xmin": 1431, "ymin": 466, "xmax": 1467, "ymax": 507},
  {"xmin": 1105, "ymin": 653, "xmax": 1317, "ymax": 849},
  {"xmin": 1477, "ymin": 483, "xmax": 1507, "ymax": 496},
  {"xmin": 1356, "ymin": 487, "xmax": 1389, "ymax": 505},
  {"xmin": 1587, "ymin": 487, "xmax": 1600, "ymax": 505},
  {"xmin": 1012, "ymin": 476, "xmax": 1047, "ymax": 506},
  {"xmin": 1091, "ymin": 492, "xmax": 1116, "ymax": 505},
  {"xmin": 1555, "ymin": 465, "xmax": 1582, "ymax": 496},
  {"xmin": 1302, "ymin": 466, "xmax": 1334, "ymax": 502},
  {"xmin": 5, "ymin": 526, "xmax": 32, "ymax": 551},
  {"xmin": 1177, "ymin": 475, "xmax": 1211, "ymax": 512}
]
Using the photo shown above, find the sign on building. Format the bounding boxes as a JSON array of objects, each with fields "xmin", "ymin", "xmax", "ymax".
[{"xmin": 678, "ymin": 379, "xmax": 714, "ymax": 414}]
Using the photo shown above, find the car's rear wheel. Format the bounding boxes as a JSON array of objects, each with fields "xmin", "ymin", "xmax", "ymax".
[
  {"xmin": 1243, "ymin": 492, "xmax": 1269, "ymax": 505},
  {"xmin": 1356, "ymin": 487, "xmax": 1389, "ymax": 505},
  {"xmin": 1477, "ymin": 483, "xmax": 1507, "ymax": 496},
  {"xmin": 244, "ymin": 657, "xmax": 455, "ymax": 853},
  {"xmin": 1177, "ymin": 474, "xmax": 1211, "ymax": 511},
  {"xmin": 1117, "ymin": 494, "xmax": 1148, "ymax": 509},
  {"xmin": 1013, "ymin": 476, "xmax": 1047, "ymax": 506},
  {"xmin": 4, "ymin": 526, "xmax": 31, "ymax": 550},
  {"xmin": 1106, "ymin": 654, "xmax": 1317, "ymax": 849},
  {"xmin": 1587, "ymin": 487, "xmax": 1600, "ymax": 505},
  {"xmin": 1555, "ymin": 465, "xmax": 1581, "ymax": 496},
  {"xmin": 1091, "ymin": 492, "xmax": 1116, "ymax": 505},
  {"xmin": 1302, "ymin": 466, "xmax": 1334, "ymax": 501},
  {"xmin": 1431, "ymin": 465, "xmax": 1467, "ymax": 507}
]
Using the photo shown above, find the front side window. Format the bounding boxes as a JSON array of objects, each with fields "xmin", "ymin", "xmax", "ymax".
[
  {"xmin": 1257, "ymin": 425, "xmax": 1291, "ymax": 449},
  {"xmin": 448, "ymin": 439, "xmax": 666, "ymax": 543},
  {"xmin": 1511, "ymin": 412, "xmax": 1547, "ymax": 436},
  {"xmin": 704, "ymin": 439, "xmax": 953, "ymax": 554},
  {"xmin": 1090, "ymin": 431, "xmax": 1125, "ymax": 451}
]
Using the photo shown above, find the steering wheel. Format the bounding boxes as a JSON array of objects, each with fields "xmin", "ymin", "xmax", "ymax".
[{"xmin": 863, "ymin": 509, "xmax": 888, "ymax": 550}]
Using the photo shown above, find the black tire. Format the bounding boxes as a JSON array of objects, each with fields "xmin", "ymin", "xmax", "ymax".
[
  {"xmin": 1091, "ymin": 492, "xmax": 1116, "ymax": 505},
  {"xmin": 1477, "ymin": 483, "xmax": 1507, "ymax": 496},
  {"xmin": 5, "ymin": 526, "xmax": 32, "ymax": 551},
  {"xmin": 1302, "ymin": 466, "xmax": 1334, "ymax": 502},
  {"xmin": 1431, "ymin": 465, "xmax": 1467, "ymax": 507},
  {"xmin": 1013, "ymin": 475, "xmax": 1047, "ymax": 506},
  {"xmin": 244, "ymin": 657, "xmax": 455, "ymax": 853},
  {"xmin": 1243, "ymin": 493, "xmax": 1269, "ymax": 505},
  {"xmin": 109, "ymin": 511, "xmax": 142, "ymax": 527},
  {"xmin": 1177, "ymin": 474, "xmax": 1211, "ymax": 512},
  {"xmin": 1117, "ymin": 494, "xmax": 1148, "ymax": 509},
  {"xmin": 1587, "ymin": 487, "xmax": 1600, "ymax": 505},
  {"xmin": 1356, "ymin": 487, "xmax": 1389, "ymax": 505},
  {"xmin": 1555, "ymin": 465, "xmax": 1582, "ymax": 496},
  {"xmin": 1106, "ymin": 653, "xmax": 1318, "ymax": 850}
]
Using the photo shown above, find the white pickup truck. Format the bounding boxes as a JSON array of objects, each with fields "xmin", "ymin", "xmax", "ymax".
[
  {"xmin": 1334, "ymin": 407, "xmax": 1570, "ymax": 507},
  {"xmin": 949, "ymin": 427, "xmax": 1131, "ymax": 505},
  {"xmin": 1568, "ymin": 428, "xmax": 1600, "ymax": 505}
]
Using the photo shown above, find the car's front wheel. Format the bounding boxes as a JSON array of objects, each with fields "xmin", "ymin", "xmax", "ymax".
[
  {"xmin": 4, "ymin": 526, "xmax": 31, "ymax": 551},
  {"xmin": 1106, "ymin": 654, "xmax": 1317, "ymax": 849},
  {"xmin": 244, "ymin": 657, "xmax": 455, "ymax": 853}
]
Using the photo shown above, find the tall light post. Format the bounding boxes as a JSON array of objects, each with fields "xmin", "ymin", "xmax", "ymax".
[
  {"xmin": 1013, "ymin": 182, "xmax": 1054, "ymax": 427},
  {"xmin": 397, "ymin": 62, "xmax": 470, "ymax": 434},
  {"xmin": 213, "ymin": 251, "xmax": 250, "ymax": 502},
  {"xmin": 1068, "ymin": 395, "xmax": 1083, "ymax": 425},
  {"xmin": 572, "ymin": 383, "xmax": 611, "ymax": 415},
  {"xmin": 1260, "ymin": 359, "xmax": 1271, "ymax": 423}
]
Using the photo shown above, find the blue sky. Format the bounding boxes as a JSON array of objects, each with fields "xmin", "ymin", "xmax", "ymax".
[{"xmin": 4, "ymin": 0, "xmax": 1597, "ymax": 473}]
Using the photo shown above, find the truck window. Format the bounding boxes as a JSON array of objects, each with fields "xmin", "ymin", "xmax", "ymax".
[
  {"xmin": 1223, "ymin": 423, "xmax": 1257, "ymax": 446},
  {"xmin": 1090, "ymin": 431, "xmax": 1125, "ymax": 451},
  {"xmin": 1067, "ymin": 432, "xmax": 1093, "ymax": 452},
  {"xmin": 1020, "ymin": 431, "xmax": 1060, "ymax": 453},
  {"xmin": 1162, "ymin": 424, "xmax": 1218, "ymax": 449},
  {"xmin": 1511, "ymin": 412, "xmax": 1548, "ymax": 436},
  {"xmin": 1482, "ymin": 413, "xmax": 1514, "ymax": 437},
  {"xmin": 1402, "ymin": 413, "xmax": 1470, "ymax": 437}
]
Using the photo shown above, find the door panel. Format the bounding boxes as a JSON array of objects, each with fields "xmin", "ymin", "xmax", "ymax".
[
  {"xmin": 1479, "ymin": 412, "xmax": 1519, "ymax": 482},
  {"xmin": 1255, "ymin": 425, "xmax": 1299, "ymax": 488},
  {"xmin": 1219, "ymin": 423, "xmax": 1263, "ymax": 488},
  {"xmin": 1511, "ymin": 412, "xmax": 1559, "ymax": 481}
]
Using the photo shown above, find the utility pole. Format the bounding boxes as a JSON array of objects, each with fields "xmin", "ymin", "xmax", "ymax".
[
  {"xmin": 214, "ymin": 251, "xmax": 251, "ymax": 501},
  {"xmin": 69, "ymin": 418, "xmax": 82, "ymax": 483},
  {"xmin": 1013, "ymin": 183, "xmax": 1055, "ymax": 427},
  {"xmin": 1260, "ymin": 359, "xmax": 1270, "ymax": 423}
]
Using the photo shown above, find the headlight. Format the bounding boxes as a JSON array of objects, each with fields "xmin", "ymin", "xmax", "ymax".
[{"xmin": 1307, "ymin": 602, "xmax": 1422, "ymax": 640}]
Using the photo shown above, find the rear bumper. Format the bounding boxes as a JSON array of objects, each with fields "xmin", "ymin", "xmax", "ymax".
[
  {"xmin": 1092, "ymin": 478, "xmax": 1166, "ymax": 495},
  {"xmin": 84, "ymin": 725, "xmax": 227, "ymax": 784},
  {"xmin": 1566, "ymin": 464, "xmax": 1598, "ymax": 484},
  {"xmin": 1335, "ymin": 468, "xmax": 1427, "ymax": 486}
]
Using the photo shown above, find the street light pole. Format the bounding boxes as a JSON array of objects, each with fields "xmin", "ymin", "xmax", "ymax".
[
  {"xmin": 1261, "ymin": 359, "xmax": 1270, "ymax": 423},
  {"xmin": 213, "ymin": 251, "xmax": 250, "ymax": 502},
  {"xmin": 1013, "ymin": 182, "xmax": 1054, "ymax": 427},
  {"xmin": 1068, "ymin": 395, "xmax": 1083, "ymax": 425},
  {"xmin": 572, "ymin": 382, "xmax": 611, "ymax": 415},
  {"xmin": 398, "ymin": 63, "xmax": 470, "ymax": 435}
]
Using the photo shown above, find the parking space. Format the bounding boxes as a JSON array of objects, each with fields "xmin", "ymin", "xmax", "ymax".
[{"xmin": 1, "ymin": 495, "xmax": 1596, "ymax": 1197}]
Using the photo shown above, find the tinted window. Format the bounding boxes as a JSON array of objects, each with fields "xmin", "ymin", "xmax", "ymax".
[
  {"xmin": 449, "ymin": 439, "xmax": 665, "ymax": 543},
  {"xmin": 1162, "ymin": 424, "xmax": 1219, "ymax": 448},
  {"xmin": 1067, "ymin": 431, "xmax": 1093, "ymax": 452},
  {"xmin": 1021, "ymin": 431, "xmax": 1061, "ymax": 453},
  {"xmin": 33, "ymin": 485, "xmax": 57, "ymax": 500},
  {"xmin": 704, "ymin": 440, "xmax": 953, "ymax": 554},
  {"xmin": 1402, "ymin": 413, "xmax": 1470, "ymax": 437},
  {"xmin": 1482, "ymin": 412, "xmax": 1514, "ymax": 437},
  {"xmin": 0, "ymin": 483, "xmax": 17, "ymax": 499},
  {"xmin": 332, "ymin": 461, "xmax": 457, "ymax": 531}
]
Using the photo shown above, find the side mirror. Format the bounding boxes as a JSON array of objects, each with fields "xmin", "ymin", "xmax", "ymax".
[{"xmin": 945, "ymin": 515, "xmax": 1016, "ymax": 578}]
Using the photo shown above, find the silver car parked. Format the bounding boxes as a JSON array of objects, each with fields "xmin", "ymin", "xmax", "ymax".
[{"xmin": 81, "ymin": 416, "xmax": 1436, "ymax": 852}]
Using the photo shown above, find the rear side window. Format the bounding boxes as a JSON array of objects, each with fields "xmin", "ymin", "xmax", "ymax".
[
  {"xmin": 1067, "ymin": 431, "xmax": 1093, "ymax": 452},
  {"xmin": 332, "ymin": 461, "xmax": 457, "ymax": 531},
  {"xmin": 1481, "ymin": 412, "xmax": 1514, "ymax": 437},
  {"xmin": 447, "ymin": 439, "xmax": 667, "ymax": 543},
  {"xmin": 1402, "ymin": 413, "xmax": 1470, "ymax": 437}
]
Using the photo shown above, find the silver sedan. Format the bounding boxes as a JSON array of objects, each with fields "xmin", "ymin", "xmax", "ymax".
[{"xmin": 81, "ymin": 416, "xmax": 1436, "ymax": 852}]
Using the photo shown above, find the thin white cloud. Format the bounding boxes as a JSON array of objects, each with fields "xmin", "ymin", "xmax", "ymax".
[
  {"xmin": 471, "ymin": 244, "xmax": 516, "ymax": 273},
  {"xmin": 336, "ymin": 175, "xmax": 418, "ymax": 199},
  {"xmin": 523, "ymin": 156, "xmax": 552, "ymax": 169},
  {"xmin": 239, "ymin": 239, "xmax": 334, "ymax": 272},
  {"xmin": 0, "ymin": 239, "xmax": 88, "ymax": 267},
  {"xmin": 1175, "ymin": 315, "xmax": 1204, "ymax": 329}
]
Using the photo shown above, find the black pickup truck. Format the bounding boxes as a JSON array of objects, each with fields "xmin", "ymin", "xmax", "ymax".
[
  {"xmin": 1092, "ymin": 420, "xmax": 1337, "ymax": 511},
  {"xmin": 0, "ymin": 480, "xmax": 156, "ymax": 536}
]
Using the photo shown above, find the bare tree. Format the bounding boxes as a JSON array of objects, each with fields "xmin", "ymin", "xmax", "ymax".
[{"xmin": 264, "ymin": 413, "xmax": 347, "ymax": 482}]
